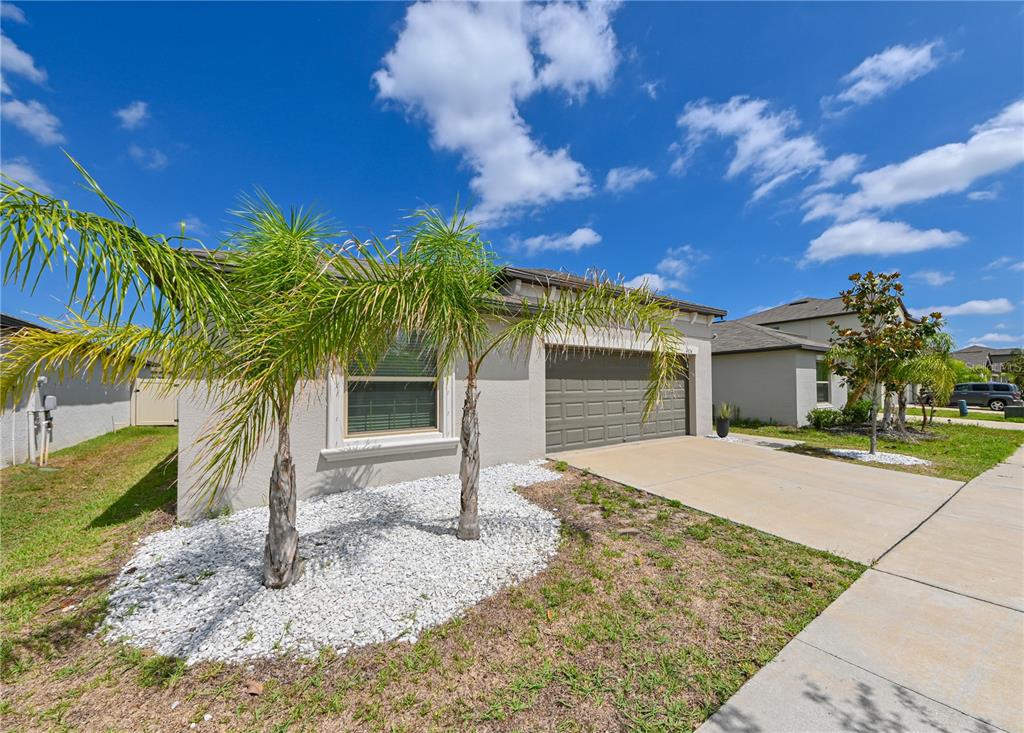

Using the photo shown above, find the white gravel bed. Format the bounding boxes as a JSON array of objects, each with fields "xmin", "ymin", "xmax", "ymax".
[
  {"xmin": 829, "ymin": 448, "xmax": 932, "ymax": 466},
  {"xmin": 103, "ymin": 462, "xmax": 561, "ymax": 665}
]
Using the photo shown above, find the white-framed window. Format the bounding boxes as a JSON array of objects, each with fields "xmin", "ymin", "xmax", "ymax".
[
  {"xmin": 816, "ymin": 359, "xmax": 831, "ymax": 404},
  {"xmin": 345, "ymin": 334, "xmax": 439, "ymax": 437},
  {"xmin": 323, "ymin": 335, "xmax": 458, "ymax": 461}
]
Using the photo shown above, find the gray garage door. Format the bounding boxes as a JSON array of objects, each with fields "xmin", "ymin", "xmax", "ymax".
[{"xmin": 545, "ymin": 348, "xmax": 688, "ymax": 452}]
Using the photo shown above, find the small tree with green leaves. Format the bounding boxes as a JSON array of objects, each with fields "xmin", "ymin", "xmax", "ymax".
[
  {"xmin": 825, "ymin": 271, "xmax": 940, "ymax": 453},
  {"xmin": 1002, "ymin": 349, "xmax": 1024, "ymax": 388}
]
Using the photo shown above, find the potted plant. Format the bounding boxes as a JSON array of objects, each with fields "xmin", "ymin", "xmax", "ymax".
[{"xmin": 716, "ymin": 402, "xmax": 734, "ymax": 438}]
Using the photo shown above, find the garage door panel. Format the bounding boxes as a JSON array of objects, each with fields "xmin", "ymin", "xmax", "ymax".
[{"xmin": 547, "ymin": 348, "xmax": 688, "ymax": 452}]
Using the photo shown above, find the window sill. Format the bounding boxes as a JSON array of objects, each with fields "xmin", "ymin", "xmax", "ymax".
[{"xmin": 320, "ymin": 432, "xmax": 459, "ymax": 463}]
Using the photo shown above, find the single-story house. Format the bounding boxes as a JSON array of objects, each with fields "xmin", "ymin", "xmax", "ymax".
[
  {"xmin": 177, "ymin": 267, "xmax": 726, "ymax": 520},
  {"xmin": 709, "ymin": 295, "xmax": 917, "ymax": 426},
  {"xmin": 710, "ymin": 320, "xmax": 840, "ymax": 426},
  {"xmin": 953, "ymin": 345, "xmax": 1019, "ymax": 381},
  {"xmin": 1, "ymin": 313, "xmax": 141, "ymax": 466}
]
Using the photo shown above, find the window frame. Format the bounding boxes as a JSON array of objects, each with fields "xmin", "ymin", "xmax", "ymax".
[{"xmin": 815, "ymin": 359, "xmax": 831, "ymax": 404}]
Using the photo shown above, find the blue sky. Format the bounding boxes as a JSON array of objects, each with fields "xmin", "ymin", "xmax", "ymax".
[{"xmin": 2, "ymin": 1, "xmax": 1022, "ymax": 347}]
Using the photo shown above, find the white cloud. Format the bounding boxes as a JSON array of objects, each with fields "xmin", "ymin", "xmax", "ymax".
[
  {"xmin": 530, "ymin": 1, "xmax": 617, "ymax": 99},
  {"xmin": 909, "ymin": 298, "xmax": 1014, "ymax": 318},
  {"xmin": 518, "ymin": 227, "xmax": 601, "ymax": 255},
  {"xmin": 641, "ymin": 80, "xmax": 659, "ymax": 100},
  {"xmin": 0, "ymin": 156, "xmax": 52, "ymax": 194},
  {"xmin": 1, "ymin": 98, "xmax": 64, "ymax": 144},
  {"xmin": 803, "ymin": 218, "xmax": 966, "ymax": 265},
  {"xmin": 984, "ymin": 256, "xmax": 1024, "ymax": 271},
  {"xmin": 0, "ymin": 32, "xmax": 46, "ymax": 90},
  {"xmin": 822, "ymin": 41, "xmax": 943, "ymax": 115},
  {"xmin": 968, "ymin": 333, "xmax": 1024, "ymax": 345},
  {"xmin": 803, "ymin": 100, "xmax": 1024, "ymax": 222},
  {"xmin": 966, "ymin": 183, "xmax": 1001, "ymax": 201},
  {"xmin": 128, "ymin": 144, "xmax": 168, "ymax": 171},
  {"xmin": 624, "ymin": 244, "xmax": 705, "ymax": 293},
  {"xmin": 910, "ymin": 270, "xmax": 954, "ymax": 286},
  {"xmin": 115, "ymin": 100, "xmax": 149, "ymax": 130},
  {"xmin": 605, "ymin": 165, "xmax": 655, "ymax": 193},
  {"xmin": 1, "ymin": 4, "xmax": 26, "ymax": 24},
  {"xmin": 802, "ymin": 153, "xmax": 864, "ymax": 195},
  {"xmin": 374, "ymin": 1, "xmax": 619, "ymax": 224},
  {"xmin": 674, "ymin": 96, "xmax": 849, "ymax": 201}
]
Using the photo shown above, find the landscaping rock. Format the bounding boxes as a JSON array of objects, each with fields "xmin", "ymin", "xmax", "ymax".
[
  {"xmin": 103, "ymin": 462, "xmax": 561, "ymax": 664},
  {"xmin": 828, "ymin": 449, "xmax": 931, "ymax": 466}
]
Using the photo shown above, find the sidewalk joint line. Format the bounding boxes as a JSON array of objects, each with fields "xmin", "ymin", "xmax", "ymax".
[
  {"xmin": 874, "ymin": 477, "xmax": 970, "ymax": 565},
  {"xmin": 793, "ymin": 638, "xmax": 1012, "ymax": 733},
  {"xmin": 870, "ymin": 568, "xmax": 1022, "ymax": 614}
]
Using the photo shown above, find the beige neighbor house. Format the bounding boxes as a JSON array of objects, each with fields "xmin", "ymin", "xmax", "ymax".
[
  {"xmin": 710, "ymin": 296, "xmax": 916, "ymax": 426},
  {"xmin": 1, "ymin": 313, "xmax": 148, "ymax": 467},
  {"xmin": 176, "ymin": 267, "xmax": 726, "ymax": 520}
]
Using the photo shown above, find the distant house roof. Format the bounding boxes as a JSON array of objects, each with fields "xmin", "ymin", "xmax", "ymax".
[
  {"xmin": 499, "ymin": 266, "xmax": 727, "ymax": 317},
  {"xmin": 1, "ymin": 313, "xmax": 49, "ymax": 336},
  {"xmin": 711, "ymin": 320, "xmax": 829, "ymax": 355},
  {"xmin": 954, "ymin": 345, "xmax": 1019, "ymax": 371},
  {"xmin": 740, "ymin": 295, "xmax": 917, "ymax": 325}
]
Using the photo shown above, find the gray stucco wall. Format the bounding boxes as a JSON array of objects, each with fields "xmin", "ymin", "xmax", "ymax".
[
  {"xmin": 712, "ymin": 348, "xmax": 850, "ymax": 427},
  {"xmin": 712, "ymin": 349, "xmax": 800, "ymax": 425},
  {"xmin": 1, "ymin": 366, "xmax": 134, "ymax": 467},
  {"xmin": 178, "ymin": 324, "xmax": 715, "ymax": 520}
]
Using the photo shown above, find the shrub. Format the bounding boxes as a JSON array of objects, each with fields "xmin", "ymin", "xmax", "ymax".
[
  {"xmin": 807, "ymin": 407, "xmax": 845, "ymax": 429},
  {"xmin": 842, "ymin": 399, "xmax": 874, "ymax": 425}
]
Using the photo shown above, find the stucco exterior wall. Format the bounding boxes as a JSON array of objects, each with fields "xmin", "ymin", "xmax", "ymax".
[
  {"xmin": 712, "ymin": 350, "xmax": 800, "ymax": 426},
  {"xmin": 1, "ymin": 366, "xmax": 134, "ymax": 467},
  {"xmin": 764, "ymin": 313, "xmax": 860, "ymax": 343},
  {"xmin": 177, "ymin": 324, "xmax": 716, "ymax": 520}
]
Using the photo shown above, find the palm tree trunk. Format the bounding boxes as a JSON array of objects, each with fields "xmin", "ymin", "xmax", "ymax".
[
  {"xmin": 457, "ymin": 363, "xmax": 481, "ymax": 541},
  {"xmin": 263, "ymin": 412, "xmax": 302, "ymax": 588},
  {"xmin": 882, "ymin": 391, "xmax": 894, "ymax": 430},
  {"xmin": 897, "ymin": 390, "xmax": 908, "ymax": 433}
]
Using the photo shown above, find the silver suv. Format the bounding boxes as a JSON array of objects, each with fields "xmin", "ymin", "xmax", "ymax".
[{"xmin": 949, "ymin": 382, "xmax": 1021, "ymax": 411}]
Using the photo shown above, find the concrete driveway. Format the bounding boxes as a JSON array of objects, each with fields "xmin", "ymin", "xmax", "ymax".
[
  {"xmin": 699, "ymin": 446, "xmax": 1024, "ymax": 733},
  {"xmin": 551, "ymin": 436, "xmax": 961, "ymax": 564}
]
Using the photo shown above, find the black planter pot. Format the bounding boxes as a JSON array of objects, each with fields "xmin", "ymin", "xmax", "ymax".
[{"xmin": 716, "ymin": 418, "xmax": 730, "ymax": 438}]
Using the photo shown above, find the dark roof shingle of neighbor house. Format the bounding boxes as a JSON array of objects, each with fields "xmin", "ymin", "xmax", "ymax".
[
  {"xmin": 710, "ymin": 320, "xmax": 829, "ymax": 355},
  {"xmin": 738, "ymin": 296, "xmax": 851, "ymax": 325}
]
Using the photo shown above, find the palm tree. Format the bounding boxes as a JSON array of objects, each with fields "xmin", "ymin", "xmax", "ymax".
[
  {"xmin": 2, "ymin": 164, "xmax": 686, "ymax": 585},
  {"xmin": 897, "ymin": 331, "xmax": 959, "ymax": 430},
  {"xmin": 1, "ymin": 166, "xmax": 416, "ymax": 588},
  {"xmin": 393, "ymin": 208, "xmax": 686, "ymax": 539}
]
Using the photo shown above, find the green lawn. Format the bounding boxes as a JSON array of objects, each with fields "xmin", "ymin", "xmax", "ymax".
[
  {"xmin": 0, "ymin": 426, "xmax": 863, "ymax": 732},
  {"xmin": 732, "ymin": 423, "xmax": 1024, "ymax": 482},
  {"xmin": 0, "ymin": 427, "xmax": 178, "ymax": 637},
  {"xmin": 901, "ymin": 406, "xmax": 1024, "ymax": 424}
]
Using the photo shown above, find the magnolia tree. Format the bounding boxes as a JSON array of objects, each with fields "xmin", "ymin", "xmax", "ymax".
[{"xmin": 825, "ymin": 272, "xmax": 941, "ymax": 453}]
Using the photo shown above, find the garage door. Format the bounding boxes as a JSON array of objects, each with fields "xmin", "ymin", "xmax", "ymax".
[{"xmin": 545, "ymin": 348, "xmax": 688, "ymax": 452}]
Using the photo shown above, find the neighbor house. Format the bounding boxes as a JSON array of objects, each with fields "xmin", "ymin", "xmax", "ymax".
[
  {"xmin": 953, "ymin": 345, "xmax": 1018, "ymax": 381},
  {"xmin": 177, "ymin": 267, "xmax": 726, "ymax": 519},
  {"xmin": 710, "ymin": 296, "xmax": 916, "ymax": 426},
  {"xmin": 1, "ymin": 313, "xmax": 143, "ymax": 466}
]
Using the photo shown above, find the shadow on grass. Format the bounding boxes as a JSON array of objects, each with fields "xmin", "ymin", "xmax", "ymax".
[
  {"xmin": 780, "ymin": 444, "xmax": 847, "ymax": 461},
  {"xmin": 88, "ymin": 450, "xmax": 178, "ymax": 529}
]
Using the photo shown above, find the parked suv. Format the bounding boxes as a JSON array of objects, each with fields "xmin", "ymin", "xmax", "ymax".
[{"xmin": 949, "ymin": 382, "xmax": 1022, "ymax": 411}]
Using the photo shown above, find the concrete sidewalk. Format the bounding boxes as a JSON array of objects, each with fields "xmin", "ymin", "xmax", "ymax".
[{"xmin": 699, "ymin": 446, "xmax": 1024, "ymax": 733}]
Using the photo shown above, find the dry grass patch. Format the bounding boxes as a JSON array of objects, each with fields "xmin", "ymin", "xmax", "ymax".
[{"xmin": 2, "ymin": 445, "xmax": 861, "ymax": 732}]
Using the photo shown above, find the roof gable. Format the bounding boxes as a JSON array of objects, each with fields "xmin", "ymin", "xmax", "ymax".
[{"xmin": 711, "ymin": 320, "xmax": 829, "ymax": 355}]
